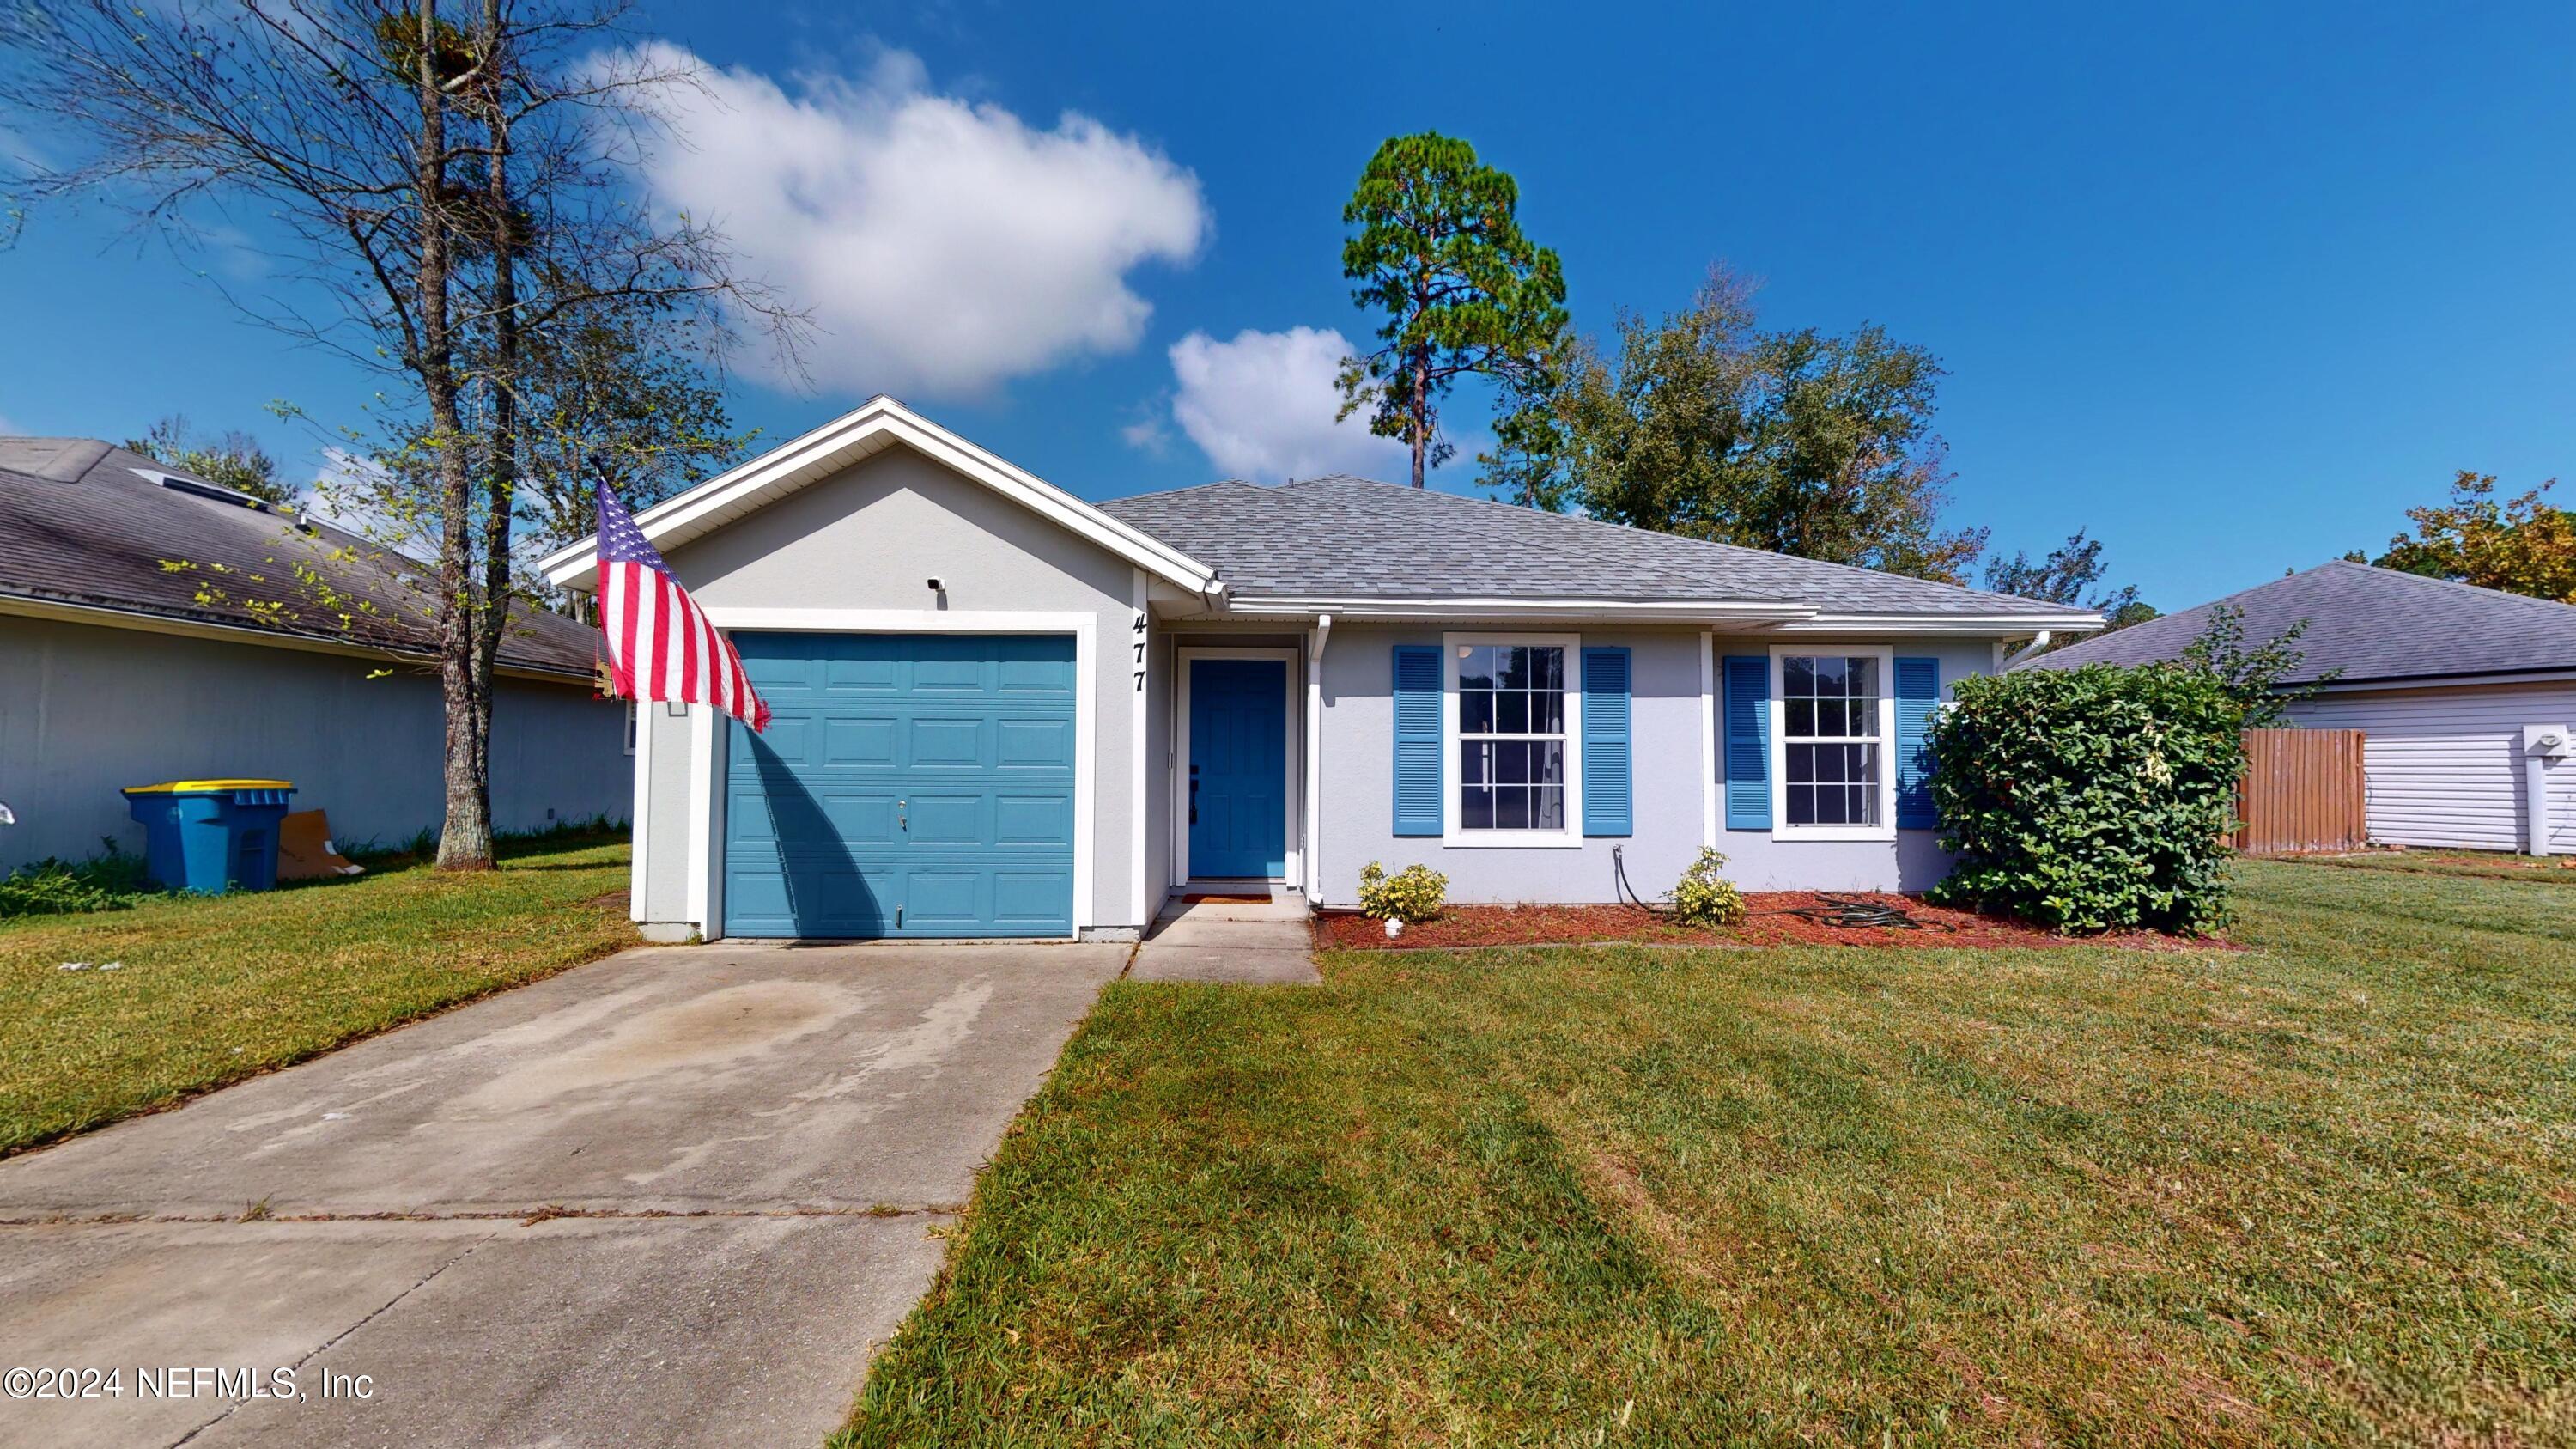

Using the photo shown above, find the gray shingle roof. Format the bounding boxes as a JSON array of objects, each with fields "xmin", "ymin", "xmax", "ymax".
[
  {"xmin": 1097, "ymin": 475, "xmax": 2089, "ymax": 618},
  {"xmin": 0, "ymin": 438, "xmax": 598, "ymax": 679},
  {"xmin": 2022, "ymin": 560, "xmax": 2576, "ymax": 685}
]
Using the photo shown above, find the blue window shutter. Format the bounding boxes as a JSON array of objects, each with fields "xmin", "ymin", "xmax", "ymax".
[
  {"xmin": 1895, "ymin": 655, "xmax": 1941, "ymax": 829},
  {"xmin": 1392, "ymin": 644, "xmax": 1443, "ymax": 837},
  {"xmin": 1581, "ymin": 647, "xmax": 1632, "ymax": 837},
  {"xmin": 1722, "ymin": 655, "xmax": 1771, "ymax": 830}
]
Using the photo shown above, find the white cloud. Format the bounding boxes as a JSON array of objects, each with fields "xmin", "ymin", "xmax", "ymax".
[
  {"xmin": 1161, "ymin": 326, "xmax": 1415, "ymax": 482},
  {"xmin": 617, "ymin": 44, "xmax": 1207, "ymax": 399}
]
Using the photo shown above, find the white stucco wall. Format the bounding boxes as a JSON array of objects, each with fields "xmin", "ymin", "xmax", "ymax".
[
  {"xmin": 1314, "ymin": 625, "xmax": 2002, "ymax": 904},
  {"xmin": 630, "ymin": 445, "xmax": 1145, "ymax": 937},
  {"xmin": 0, "ymin": 615, "xmax": 629, "ymax": 871}
]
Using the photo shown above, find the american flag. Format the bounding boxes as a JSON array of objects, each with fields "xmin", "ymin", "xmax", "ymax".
[{"xmin": 595, "ymin": 484, "xmax": 770, "ymax": 733}]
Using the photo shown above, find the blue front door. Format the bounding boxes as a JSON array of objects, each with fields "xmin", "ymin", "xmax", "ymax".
[
  {"xmin": 722, "ymin": 633, "xmax": 1077, "ymax": 938},
  {"xmin": 1188, "ymin": 658, "xmax": 1288, "ymax": 879}
]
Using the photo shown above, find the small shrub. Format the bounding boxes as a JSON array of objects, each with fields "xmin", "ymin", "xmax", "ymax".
[
  {"xmin": 0, "ymin": 842, "xmax": 153, "ymax": 919},
  {"xmin": 1668, "ymin": 849, "xmax": 1747, "ymax": 928},
  {"xmin": 1358, "ymin": 861, "xmax": 1447, "ymax": 922},
  {"xmin": 1927, "ymin": 663, "xmax": 2245, "ymax": 934}
]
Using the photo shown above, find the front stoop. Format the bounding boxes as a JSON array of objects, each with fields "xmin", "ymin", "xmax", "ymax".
[{"xmin": 1128, "ymin": 891, "xmax": 1321, "ymax": 985}]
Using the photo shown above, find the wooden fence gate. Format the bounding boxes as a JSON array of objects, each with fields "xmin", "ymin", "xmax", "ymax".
[{"xmin": 2233, "ymin": 728, "xmax": 2366, "ymax": 855}]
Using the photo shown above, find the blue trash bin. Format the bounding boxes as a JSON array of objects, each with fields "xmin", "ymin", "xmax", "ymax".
[{"xmin": 121, "ymin": 780, "xmax": 297, "ymax": 893}]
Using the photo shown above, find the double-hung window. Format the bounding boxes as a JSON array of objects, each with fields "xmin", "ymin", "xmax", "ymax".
[
  {"xmin": 1447, "ymin": 636, "xmax": 1581, "ymax": 843},
  {"xmin": 1771, "ymin": 647, "xmax": 1896, "ymax": 839}
]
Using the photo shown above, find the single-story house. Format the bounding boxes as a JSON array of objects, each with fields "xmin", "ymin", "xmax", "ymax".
[
  {"xmin": 540, "ymin": 398, "xmax": 2099, "ymax": 942},
  {"xmin": 0, "ymin": 436, "xmax": 629, "ymax": 871},
  {"xmin": 2026, "ymin": 559, "xmax": 2576, "ymax": 852}
]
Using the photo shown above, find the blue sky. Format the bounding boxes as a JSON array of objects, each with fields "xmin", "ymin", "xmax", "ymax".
[{"xmin": 4, "ymin": 1, "xmax": 2571, "ymax": 609}]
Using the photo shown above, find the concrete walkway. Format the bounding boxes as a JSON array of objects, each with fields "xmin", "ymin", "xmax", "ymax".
[
  {"xmin": 0, "ymin": 941, "xmax": 1126, "ymax": 1449},
  {"xmin": 1127, "ymin": 891, "xmax": 1321, "ymax": 984}
]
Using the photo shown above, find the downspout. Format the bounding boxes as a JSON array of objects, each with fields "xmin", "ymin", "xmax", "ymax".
[
  {"xmin": 1305, "ymin": 614, "xmax": 1333, "ymax": 901},
  {"xmin": 2000, "ymin": 630, "xmax": 2052, "ymax": 669}
]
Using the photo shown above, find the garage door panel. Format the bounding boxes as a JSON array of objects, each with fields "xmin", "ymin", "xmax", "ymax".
[
  {"xmin": 823, "ymin": 717, "xmax": 896, "ymax": 765},
  {"xmin": 722, "ymin": 631, "xmax": 1076, "ymax": 939},
  {"xmin": 996, "ymin": 717, "xmax": 1074, "ymax": 768},
  {"xmin": 908, "ymin": 716, "xmax": 986, "ymax": 766}
]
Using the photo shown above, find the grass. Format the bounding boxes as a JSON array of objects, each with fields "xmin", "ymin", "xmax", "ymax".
[
  {"xmin": 0, "ymin": 830, "xmax": 635, "ymax": 1156},
  {"xmin": 2293, "ymin": 847, "xmax": 2576, "ymax": 885},
  {"xmin": 841, "ymin": 860, "xmax": 2576, "ymax": 1446}
]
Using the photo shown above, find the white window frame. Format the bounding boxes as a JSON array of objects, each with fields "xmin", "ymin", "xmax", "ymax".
[
  {"xmin": 1768, "ymin": 642, "xmax": 1898, "ymax": 842},
  {"xmin": 1443, "ymin": 632, "xmax": 1583, "ymax": 849}
]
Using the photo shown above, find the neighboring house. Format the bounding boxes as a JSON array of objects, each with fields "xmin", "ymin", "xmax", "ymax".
[
  {"xmin": 0, "ymin": 437, "xmax": 629, "ymax": 871},
  {"xmin": 539, "ymin": 398, "xmax": 2099, "ymax": 943},
  {"xmin": 2026, "ymin": 560, "xmax": 2576, "ymax": 852}
]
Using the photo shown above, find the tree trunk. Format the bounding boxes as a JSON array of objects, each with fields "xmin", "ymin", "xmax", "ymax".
[
  {"xmin": 1409, "ymin": 347, "xmax": 1430, "ymax": 489},
  {"xmin": 468, "ymin": 0, "xmax": 516, "ymax": 858},
  {"xmin": 420, "ymin": 0, "xmax": 495, "ymax": 872}
]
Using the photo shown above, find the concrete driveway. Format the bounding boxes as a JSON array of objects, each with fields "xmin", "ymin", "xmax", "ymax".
[{"xmin": 0, "ymin": 940, "xmax": 1126, "ymax": 1448}]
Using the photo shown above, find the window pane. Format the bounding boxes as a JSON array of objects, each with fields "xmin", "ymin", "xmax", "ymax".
[
  {"xmin": 1533, "ymin": 740, "xmax": 1564, "ymax": 784},
  {"xmin": 1845, "ymin": 657, "xmax": 1878, "ymax": 698},
  {"xmin": 1848, "ymin": 784, "xmax": 1878, "ymax": 826},
  {"xmin": 1498, "ymin": 741, "xmax": 1530, "ymax": 784},
  {"xmin": 1459, "ymin": 690, "xmax": 1494, "ymax": 734},
  {"xmin": 1783, "ymin": 655, "xmax": 1815, "ymax": 697},
  {"xmin": 1814, "ymin": 700, "xmax": 1844, "ymax": 737},
  {"xmin": 1458, "ymin": 646, "xmax": 1494, "ymax": 691},
  {"xmin": 1821, "ymin": 744, "xmax": 1849, "ymax": 783},
  {"xmin": 1788, "ymin": 743, "xmax": 1815, "ymax": 784},
  {"xmin": 1814, "ymin": 783, "xmax": 1849, "ymax": 825},
  {"xmin": 1461, "ymin": 786, "xmax": 1494, "ymax": 830},
  {"xmin": 1500, "ymin": 647, "xmax": 1531, "ymax": 690},
  {"xmin": 1460, "ymin": 741, "xmax": 1489, "ymax": 785},
  {"xmin": 1814, "ymin": 656, "xmax": 1846, "ymax": 694},
  {"xmin": 1534, "ymin": 785, "xmax": 1565, "ymax": 830},
  {"xmin": 1498, "ymin": 690, "xmax": 1528, "ymax": 734},
  {"xmin": 1532, "ymin": 688, "xmax": 1564, "ymax": 734},
  {"xmin": 1788, "ymin": 699, "xmax": 1815, "ymax": 737},
  {"xmin": 1789, "ymin": 785, "xmax": 1817, "ymax": 825},
  {"xmin": 1849, "ymin": 743, "xmax": 1879, "ymax": 783},
  {"xmin": 1534, "ymin": 648, "xmax": 1563, "ymax": 691},
  {"xmin": 1496, "ymin": 786, "xmax": 1531, "ymax": 829}
]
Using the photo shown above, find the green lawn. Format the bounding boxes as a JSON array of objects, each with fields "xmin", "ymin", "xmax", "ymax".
[
  {"xmin": 843, "ymin": 861, "xmax": 2576, "ymax": 1446},
  {"xmin": 0, "ymin": 832, "xmax": 635, "ymax": 1155}
]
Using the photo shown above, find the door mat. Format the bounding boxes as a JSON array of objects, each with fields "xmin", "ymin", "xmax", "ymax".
[{"xmin": 1182, "ymin": 893, "xmax": 1273, "ymax": 904}]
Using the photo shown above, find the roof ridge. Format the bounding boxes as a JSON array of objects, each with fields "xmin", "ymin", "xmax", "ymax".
[
  {"xmin": 2318, "ymin": 557, "xmax": 2576, "ymax": 612},
  {"xmin": 1273, "ymin": 473, "xmax": 2074, "ymax": 613}
]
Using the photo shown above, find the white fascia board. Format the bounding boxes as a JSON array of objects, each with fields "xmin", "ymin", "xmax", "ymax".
[
  {"xmin": 1223, "ymin": 595, "xmax": 1819, "ymax": 624},
  {"xmin": 2299, "ymin": 668, "xmax": 2576, "ymax": 695},
  {"xmin": 540, "ymin": 398, "xmax": 1221, "ymax": 596},
  {"xmin": 1770, "ymin": 612, "xmax": 2105, "ymax": 636}
]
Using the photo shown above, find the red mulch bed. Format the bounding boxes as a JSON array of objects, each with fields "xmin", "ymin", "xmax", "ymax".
[{"xmin": 1313, "ymin": 892, "xmax": 2227, "ymax": 953}]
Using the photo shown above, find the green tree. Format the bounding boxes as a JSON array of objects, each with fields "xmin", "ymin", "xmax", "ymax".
[
  {"xmin": 1499, "ymin": 266, "xmax": 1987, "ymax": 584},
  {"xmin": 1337, "ymin": 132, "xmax": 1567, "ymax": 490},
  {"xmin": 2372, "ymin": 471, "xmax": 2576, "ymax": 601},
  {"xmin": 1983, "ymin": 528, "xmax": 2158, "ymax": 636},
  {"xmin": 124, "ymin": 415, "xmax": 293, "ymax": 506},
  {"xmin": 2179, "ymin": 603, "xmax": 2336, "ymax": 728}
]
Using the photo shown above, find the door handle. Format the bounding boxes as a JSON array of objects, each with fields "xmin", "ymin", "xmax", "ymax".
[
  {"xmin": 897, "ymin": 798, "xmax": 907, "ymax": 831},
  {"xmin": 1188, "ymin": 776, "xmax": 1198, "ymax": 825}
]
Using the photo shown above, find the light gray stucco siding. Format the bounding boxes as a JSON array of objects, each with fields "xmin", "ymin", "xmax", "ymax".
[
  {"xmin": 639, "ymin": 447, "xmax": 1144, "ymax": 935},
  {"xmin": 1315, "ymin": 626, "xmax": 2001, "ymax": 904},
  {"xmin": 0, "ymin": 615, "xmax": 627, "ymax": 872}
]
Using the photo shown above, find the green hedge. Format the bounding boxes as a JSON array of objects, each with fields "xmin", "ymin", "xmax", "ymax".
[{"xmin": 1926, "ymin": 664, "xmax": 2245, "ymax": 934}]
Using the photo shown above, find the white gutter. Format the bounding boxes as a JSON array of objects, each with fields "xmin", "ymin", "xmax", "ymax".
[
  {"xmin": 1304, "ymin": 614, "xmax": 1332, "ymax": 901},
  {"xmin": 1230, "ymin": 595, "xmax": 1817, "ymax": 624}
]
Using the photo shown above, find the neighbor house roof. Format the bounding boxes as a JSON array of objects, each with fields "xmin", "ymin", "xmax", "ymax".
[
  {"xmin": 0, "ymin": 437, "xmax": 599, "ymax": 680},
  {"xmin": 1097, "ymin": 475, "xmax": 2097, "ymax": 623},
  {"xmin": 2022, "ymin": 559, "xmax": 2576, "ymax": 685}
]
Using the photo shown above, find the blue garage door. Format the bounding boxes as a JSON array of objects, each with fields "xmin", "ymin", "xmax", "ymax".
[{"xmin": 723, "ymin": 633, "xmax": 1077, "ymax": 939}]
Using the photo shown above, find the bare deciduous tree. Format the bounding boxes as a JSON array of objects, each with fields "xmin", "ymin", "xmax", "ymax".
[{"xmin": 8, "ymin": 0, "xmax": 803, "ymax": 868}]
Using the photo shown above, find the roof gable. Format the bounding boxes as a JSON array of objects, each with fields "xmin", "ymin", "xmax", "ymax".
[
  {"xmin": 2026, "ymin": 560, "xmax": 2576, "ymax": 684},
  {"xmin": 538, "ymin": 397, "xmax": 1218, "ymax": 594}
]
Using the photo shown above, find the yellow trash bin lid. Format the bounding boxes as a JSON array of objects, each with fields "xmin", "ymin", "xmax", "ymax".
[{"xmin": 122, "ymin": 779, "xmax": 296, "ymax": 795}]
